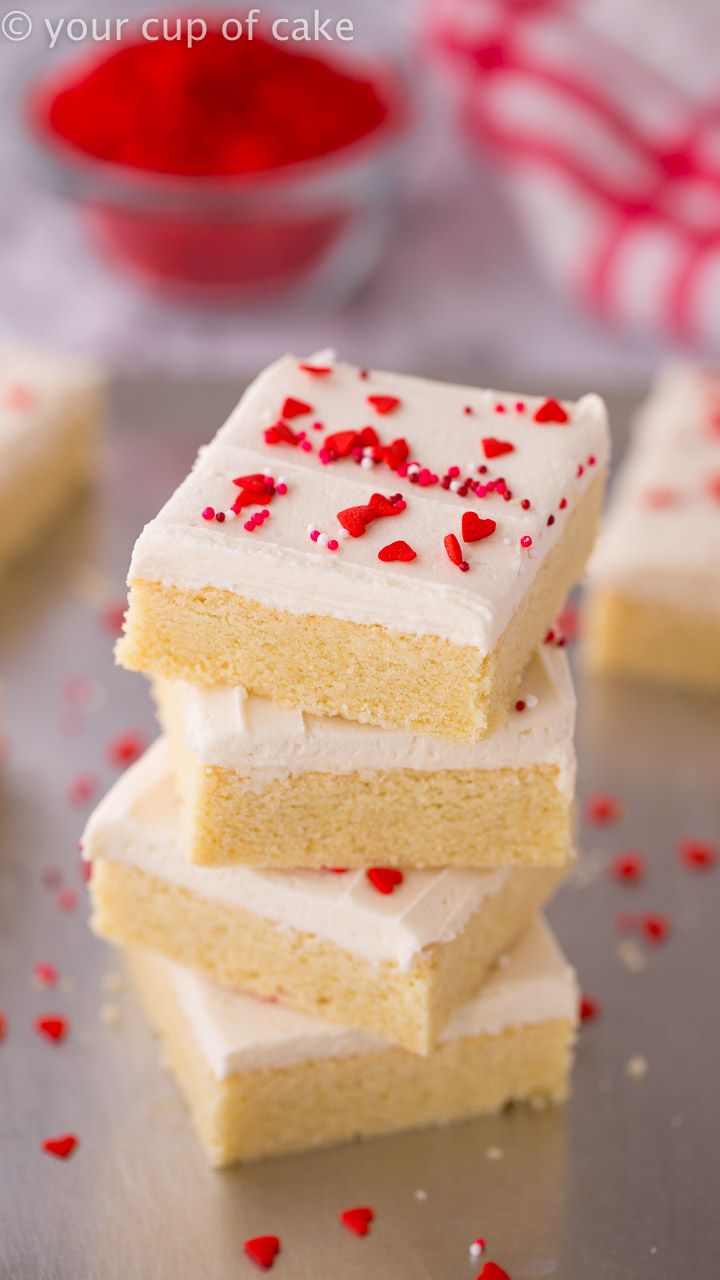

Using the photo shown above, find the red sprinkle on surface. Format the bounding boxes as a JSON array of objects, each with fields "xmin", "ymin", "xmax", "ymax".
[
  {"xmin": 611, "ymin": 853, "xmax": 645, "ymax": 884},
  {"xmin": 42, "ymin": 1134, "xmax": 78, "ymax": 1160},
  {"xmin": 477, "ymin": 1263, "xmax": 511, "ymax": 1280},
  {"xmin": 556, "ymin": 602, "xmax": 580, "ymax": 641},
  {"xmin": 462, "ymin": 512, "xmax": 496, "ymax": 543},
  {"xmin": 0, "ymin": 1013, "xmax": 6, "ymax": 1041},
  {"xmin": 34, "ymin": 963, "xmax": 59, "ymax": 987},
  {"xmin": 481, "ymin": 436, "xmax": 515, "ymax": 459},
  {"xmin": 243, "ymin": 1236, "xmax": 281, "ymax": 1270},
  {"xmin": 534, "ymin": 397, "xmax": 568, "ymax": 424},
  {"xmin": 580, "ymin": 995, "xmax": 601, "ymax": 1023},
  {"xmin": 520, "ymin": 535, "xmax": 532, "ymax": 548},
  {"xmin": 281, "ymin": 396, "xmax": 312, "ymax": 419},
  {"xmin": 367, "ymin": 394, "xmax": 400, "ymax": 415},
  {"xmin": 679, "ymin": 839, "xmax": 717, "ymax": 870},
  {"xmin": 515, "ymin": 700, "xmax": 526, "ymax": 712},
  {"xmin": 202, "ymin": 506, "xmax": 215, "ymax": 521},
  {"xmin": 35, "ymin": 1015, "xmax": 68, "ymax": 1044},
  {"xmin": 642, "ymin": 914, "xmax": 670, "ymax": 944},
  {"xmin": 264, "ymin": 420, "xmax": 300, "ymax": 446},
  {"xmin": 378, "ymin": 540, "xmax": 416, "ymax": 563},
  {"xmin": 493, "ymin": 403, "xmax": 506, "ymax": 414},
  {"xmin": 298, "ymin": 362, "xmax": 331, "ymax": 375},
  {"xmin": 463, "ymin": 404, "xmax": 473, "ymax": 415},
  {"xmin": 57, "ymin": 889, "xmax": 78, "ymax": 912},
  {"xmin": 100, "ymin": 601, "xmax": 127, "ymax": 634},
  {"xmin": 585, "ymin": 792, "xmax": 621, "ymax": 826},
  {"xmin": 106, "ymin": 731, "xmax": 146, "ymax": 769},
  {"xmin": 642, "ymin": 487, "xmax": 679, "ymax": 510},
  {"xmin": 521, "ymin": 498, "xmax": 531, "ymax": 510},
  {"xmin": 339, "ymin": 1206, "xmax": 375, "ymax": 1236},
  {"xmin": 366, "ymin": 867, "xmax": 404, "ymax": 895},
  {"xmin": 337, "ymin": 492, "xmax": 405, "ymax": 538},
  {"xmin": 66, "ymin": 773, "xmax": 100, "ymax": 806}
]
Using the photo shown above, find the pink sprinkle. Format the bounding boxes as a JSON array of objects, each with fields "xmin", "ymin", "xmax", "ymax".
[
  {"xmin": 276, "ymin": 483, "xmax": 287, "ymax": 495},
  {"xmin": 520, "ymin": 535, "xmax": 533, "ymax": 548},
  {"xmin": 34, "ymin": 963, "xmax": 59, "ymax": 987},
  {"xmin": 202, "ymin": 506, "xmax": 215, "ymax": 521},
  {"xmin": 588, "ymin": 454, "xmax": 597, "ymax": 466},
  {"xmin": 106, "ymin": 731, "xmax": 146, "ymax": 769},
  {"xmin": 515, "ymin": 401, "xmax": 526, "ymax": 412},
  {"xmin": 577, "ymin": 464, "xmax": 585, "ymax": 477},
  {"xmin": 494, "ymin": 403, "xmax": 506, "ymax": 414},
  {"xmin": 301, "ymin": 440, "xmax": 312, "ymax": 452},
  {"xmin": 327, "ymin": 539, "xmax": 339, "ymax": 551},
  {"xmin": 260, "ymin": 509, "xmax": 270, "ymax": 519},
  {"xmin": 312, "ymin": 421, "xmax": 324, "ymax": 431},
  {"xmin": 57, "ymin": 889, "xmax": 78, "ymax": 913},
  {"xmin": 310, "ymin": 530, "xmax": 320, "ymax": 542}
]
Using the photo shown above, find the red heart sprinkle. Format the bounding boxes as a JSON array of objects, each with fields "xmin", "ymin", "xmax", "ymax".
[
  {"xmin": 580, "ymin": 995, "xmax": 600, "ymax": 1023},
  {"xmin": 359, "ymin": 426, "xmax": 379, "ymax": 448},
  {"xmin": 642, "ymin": 914, "xmax": 670, "ymax": 944},
  {"xmin": 481, "ymin": 437, "xmax": 515, "ymax": 459},
  {"xmin": 42, "ymin": 1133, "xmax": 78, "ymax": 1160},
  {"xmin": 281, "ymin": 396, "xmax": 312, "ymax": 420},
  {"xmin": 534, "ymin": 397, "xmax": 568, "ymax": 424},
  {"xmin": 233, "ymin": 473, "xmax": 269, "ymax": 492},
  {"xmin": 36, "ymin": 1015, "xmax": 68, "ymax": 1043},
  {"xmin": 378, "ymin": 540, "xmax": 416, "ymax": 562},
  {"xmin": 444, "ymin": 532, "xmax": 463, "ymax": 565},
  {"xmin": 298, "ymin": 363, "xmax": 331, "ymax": 375},
  {"xmin": 265, "ymin": 421, "xmax": 300, "ymax": 446},
  {"xmin": 367, "ymin": 394, "xmax": 400, "ymax": 415},
  {"xmin": 324, "ymin": 430, "xmax": 359, "ymax": 458},
  {"xmin": 243, "ymin": 1236, "xmax": 280, "ymax": 1269},
  {"xmin": 611, "ymin": 853, "xmax": 645, "ymax": 884},
  {"xmin": 462, "ymin": 512, "xmax": 497, "ymax": 543},
  {"xmin": 366, "ymin": 868, "xmax": 404, "ymax": 895},
  {"xmin": 340, "ymin": 1206, "xmax": 375, "ymax": 1236},
  {"xmin": 585, "ymin": 792, "xmax": 620, "ymax": 825},
  {"xmin": 477, "ymin": 1264, "xmax": 512, "ymax": 1280},
  {"xmin": 337, "ymin": 493, "xmax": 404, "ymax": 538},
  {"xmin": 679, "ymin": 838, "xmax": 717, "ymax": 870},
  {"xmin": 382, "ymin": 437, "xmax": 409, "ymax": 469}
]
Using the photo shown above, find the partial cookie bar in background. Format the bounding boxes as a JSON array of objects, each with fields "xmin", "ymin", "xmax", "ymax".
[
  {"xmin": 83, "ymin": 740, "xmax": 570, "ymax": 1055},
  {"xmin": 154, "ymin": 645, "xmax": 576, "ymax": 868},
  {"xmin": 0, "ymin": 344, "xmax": 103, "ymax": 577},
  {"xmin": 586, "ymin": 364, "xmax": 720, "ymax": 692},
  {"xmin": 118, "ymin": 354, "xmax": 609, "ymax": 741}
]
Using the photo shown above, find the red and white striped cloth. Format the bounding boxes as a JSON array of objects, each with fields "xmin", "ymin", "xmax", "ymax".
[{"xmin": 424, "ymin": 0, "xmax": 720, "ymax": 349}]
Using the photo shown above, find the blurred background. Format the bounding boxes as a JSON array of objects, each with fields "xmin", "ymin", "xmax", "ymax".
[{"xmin": 3, "ymin": 0, "xmax": 720, "ymax": 387}]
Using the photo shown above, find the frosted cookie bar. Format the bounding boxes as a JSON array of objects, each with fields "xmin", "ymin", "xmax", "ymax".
[
  {"xmin": 127, "ymin": 917, "xmax": 578, "ymax": 1166},
  {"xmin": 586, "ymin": 364, "xmax": 720, "ymax": 691},
  {"xmin": 117, "ymin": 354, "xmax": 609, "ymax": 741},
  {"xmin": 83, "ymin": 740, "xmax": 569, "ymax": 1055},
  {"xmin": 155, "ymin": 645, "xmax": 575, "ymax": 868},
  {"xmin": 0, "ymin": 344, "xmax": 102, "ymax": 576}
]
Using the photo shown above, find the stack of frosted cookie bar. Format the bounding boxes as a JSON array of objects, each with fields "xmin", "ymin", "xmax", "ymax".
[
  {"xmin": 586, "ymin": 363, "xmax": 720, "ymax": 692},
  {"xmin": 84, "ymin": 354, "xmax": 610, "ymax": 1166}
]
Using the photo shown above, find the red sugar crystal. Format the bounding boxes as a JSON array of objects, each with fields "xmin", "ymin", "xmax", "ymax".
[
  {"xmin": 35, "ymin": 1015, "xmax": 68, "ymax": 1044},
  {"xmin": 367, "ymin": 394, "xmax": 400, "ymax": 415},
  {"xmin": 585, "ymin": 792, "xmax": 621, "ymax": 826},
  {"xmin": 679, "ymin": 838, "xmax": 717, "ymax": 870},
  {"xmin": 339, "ymin": 1206, "xmax": 375, "ymax": 1236},
  {"xmin": 611, "ymin": 852, "xmax": 645, "ymax": 884},
  {"xmin": 378, "ymin": 540, "xmax": 416, "ymax": 563},
  {"xmin": 42, "ymin": 1133, "xmax": 78, "ymax": 1160},
  {"xmin": 580, "ymin": 995, "xmax": 600, "ymax": 1023},
  {"xmin": 366, "ymin": 867, "xmax": 404, "ymax": 895},
  {"xmin": 481, "ymin": 436, "xmax": 515, "ymax": 459},
  {"xmin": 534, "ymin": 397, "xmax": 568, "ymax": 424}
]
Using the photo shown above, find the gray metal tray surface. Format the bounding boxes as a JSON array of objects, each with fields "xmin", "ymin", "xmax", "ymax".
[{"xmin": 1, "ymin": 378, "xmax": 718, "ymax": 1280}]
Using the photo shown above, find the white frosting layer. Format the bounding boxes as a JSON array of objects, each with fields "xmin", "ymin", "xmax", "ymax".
[
  {"xmin": 165, "ymin": 645, "xmax": 575, "ymax": 794},
  {"xmin": 128, "ymin": 354, "xmax": 609, "ymax": 650},
  {"xmin": 0, "ymin": 343, "xmax": 103, "ymax": 484},
  {"xmin": 147, "ymin": 917, "xmax": 577, "ymax": 1077},
  {"xmin": 589, "ymin": 364, "xmax": 720, "ymax": 615},
  {"xmin": 84, "ymin": 740, "xmax": 557, "ymax": 971}
]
